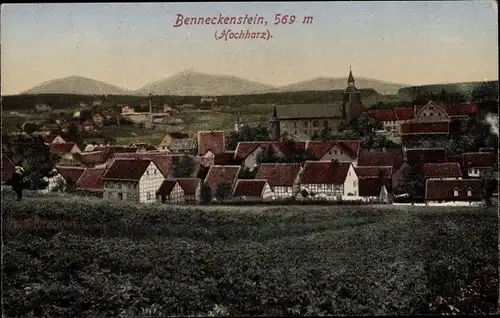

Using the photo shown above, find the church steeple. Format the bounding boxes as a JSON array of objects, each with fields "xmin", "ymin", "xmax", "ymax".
[
  {"xmin": 269, "ymin": 106, "xmax": 280, "ymax": 141},
  {"xmin": 348, "ymin": 66, "xmax": 355, "ymax": 86}
]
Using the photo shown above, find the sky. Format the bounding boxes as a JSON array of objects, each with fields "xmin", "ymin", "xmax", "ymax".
[{"xmin": 1, "ymin": 1, "xmax": 498, "ymax": 95}]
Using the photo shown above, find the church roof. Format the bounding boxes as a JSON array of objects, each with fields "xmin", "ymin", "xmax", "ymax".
[
  {"xmin": 274, "ymin": 103, "xmax": 343, "ymax": 119},
  {"xmin": 348, "ymin": 69, "xmax": 355, "ymax": 83}
]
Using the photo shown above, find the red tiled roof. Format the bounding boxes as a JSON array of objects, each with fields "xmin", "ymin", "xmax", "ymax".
[
  {"xmin": 394, "ymin": 107, "xmax": 415, "ymax": 121},
  {"xmin": 76, "ymin": 168, "xmax": 106, "ymax": 190},
  {"xmin": 233, "ymin": 179, "xmax": 268, "ymax": 197},
  {"xmin": 358, "ymin": 148, "xmax": 404, "ymax": 170},
  {"xmin": 234, "ymin": 142, "xmax": 273, "ymax": 160},
  {"xmin": 425, "ymin": 179, "xmax": 482, "ymax": 201},
  {"xmin": 304, "ymin": 140, "xmax": 360, "ymax": 160},
  {"xmin": 422, "ymin": 163, "xmax": 462, "ymax": 179},
  {"xmin": 358, "ymin": 177, "xmax": 393, "ymax": 197},
  {"xmin": 152, "ymin": 156, "xmax": 179, "ymax": 176},
  {"xmin": 198, "ymin": 131, "xmax": 225, "ymax": 156},
  {"xmin": 354, "ymin": 166, "xmax": 393, "ymax": 178},
  {"xmin": 462, "ymin": 152, "xmax": 496, "ymax": 169},
  {"xmin": 299, "ymin": 161, "xmax": 351, "ymax": 185},
  {"xmin": 176, "ymin": 178, "xmax": 201, "ymax": 195},
  {"xmin": 401, "ymin": 120, "xmax": 450, "ymax": 135},
  {"xmin": 214, "ymin": 151, "xmax": 241, "ymax": 165},
  {"xmin": 366, "ymin": 109, "xmax": 396, "ymax": 122},
  {"xmin": 102, "ymin": 159, "xmax": 153, "ymax": 180},
  {"xmin": 273, "ymin": 141, "xmax": 307, "ymax": 157},
  {"xmin": 56, "ymin": 166, "xmax": 86, "ymax": 184},
  {"xmin": 204, "ymin": 165, "xmax": 241, "ymax": 194},
  {"xmin": 1, "ymin": 153, "xmax": 16, "ymax": 184},
  {"xmin": 406, "ymin": 148, "xmax": 447, "ymax": 165},
  {"xmin": 156, "ymin": 180, "xmax": 177, "ymax": 195},
  {"xmin": 445, "ymin": 103, "xmax": 479, "ymax": 117},
  {"xmin": 50, "ymin": 142, "xmax": 77, "ymax": 154},
  {"xmin": 72, "ymin": 151, "xmax": 110, "ymax": 167},
  {"xmin": 255, "ymin": 163, "xmax": 302, "ymax": 187}
]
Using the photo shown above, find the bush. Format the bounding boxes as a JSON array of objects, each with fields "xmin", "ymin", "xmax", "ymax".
[{"xmin": 1, "ymin": 197, "xmax": 497, "ymax": 316}]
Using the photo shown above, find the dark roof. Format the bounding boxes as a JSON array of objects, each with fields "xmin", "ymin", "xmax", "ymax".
[
  {"xmin": 76, "ymin": 168, "xmax": 106, "ymax": 190},
  {"xmin": 348, "ymin": 69, "xmax": 355, "ymax": 83},
  {"xmin": 401, "ymin": 120, "xmax": 450, "ymax": 135},
  {"xmin": 425, "ymin": 179, "xmax": 482, "ymax": 201},
  {"xmin": 354, "ymin": 166, "xmax": 393, "ymax": 178},
  {"xmin": 102, "ymin": 159, "xmax": 153, "ymax": 181},
  {"xmin": 445, "ymin": 103, "xmax": 479, "ymax": 117},
  {"xmin": 1, "ymin": 153, "xmax": 15, "ymax": 184},
  {"xmin": 255, "ymin": 163, "xmax": 302, "ymax": 187},
  {"xmin": 214, "ymin": 151, "xmax": 241, "ymax": 165},
  {"xmin": 198, "ymin": 131, "xmax": 225, "ymax": 156},
  {"xmin": 299, "ymin": 161, "xmax": 351, "ymax": 185},
  {"xmin": 275, "ymin": 103, "xmax": 343, "ymax": 119},
  {"xmin": 50, "ymin": 142, "xmax": 77, "ymax": 154},
  {"xmin": 366, "ymin": 109, "xmax": 396, "ymax": 122},
  {"xmin": 204, "ymin": 165, "xmax": 241, "ymax": 194},
  {"xmin": 358, "ymin": 148, "xmax": 404, "ymax": 170},
  {"xmin": 405, "ymin": 148, "xmax": 447, "ymax": 165},
  {"xmin": 422, "ymin": 163, "xmax": 462, "ymax": 179},
  {"xmin": 56, "ymin": 166, "xmax": 86, "ymax": 184},
  {"xmin": 394, "ymin": 107, "xmax": 415, "ymax": 120},
  {"xmin": 233, "ymin": 179, "xmax": 268, "ymax": 197},
  {"xmin": 462, "ymin": 152, "xmax": 496, "ymax": 169},
  {"xmin": 176, "ymin": 178, "xmax": 201, "ymax": 195}
]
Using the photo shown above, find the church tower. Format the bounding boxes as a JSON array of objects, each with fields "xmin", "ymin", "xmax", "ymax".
[
  {"xmin": 234, "ymin": 112, "xmax": 245, "ymax": 132},
  {"xmin": 269, "ymin": 106, "xmax": 281, "ymax": 141},
  {"xmin": 342, "ymin": 67, "xmax": 363, "ymax": 124}
]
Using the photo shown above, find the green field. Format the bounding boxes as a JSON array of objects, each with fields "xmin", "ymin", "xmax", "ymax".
[{"xmin": 2, "ymin": 191, "xmax": 497, "ymax": 316}]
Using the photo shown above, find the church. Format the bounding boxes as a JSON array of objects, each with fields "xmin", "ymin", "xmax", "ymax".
[{"xmin": 268, "ymin": 68, "xmax": 363, "ymax": 141}]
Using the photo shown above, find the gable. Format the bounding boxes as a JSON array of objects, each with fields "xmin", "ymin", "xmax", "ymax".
[{"xmin": 416, "ymin": 101, "xmax": 450, "ymax": 119}]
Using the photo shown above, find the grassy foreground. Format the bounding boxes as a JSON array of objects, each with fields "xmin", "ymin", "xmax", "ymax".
[{"xmin": 1, "ymin": 195, "xmax": 498, "ymax": 316}]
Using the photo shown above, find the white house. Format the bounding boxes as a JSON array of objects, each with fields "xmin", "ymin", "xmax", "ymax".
[
  {"xmin": 424, "ymin": 178, "xmax": 482, "ymax": 206},
  {"xmin": 232, "ymin": 179, "xmax": 274, "ymax": 201},
  {"xmin": 156, "ymin": 178, "xmax": 201, "ymax": 204},
  {"xmin": 297, "ymin": 160, "xmax": 359, "ymax": 201},
  {"xmin": 102, "ymin": 159, "xmax": 165, "ymax": 203},
  {"xmin": 305, "ymin": 140, "xmax": 360, "ymax": 165},
  {"xmin": 234, "ymin": 142, "xmax": 274, "ymax": 170},
  {"xmin": 255, "ymin": 163, "xmax": 302, "ymax": 200}
]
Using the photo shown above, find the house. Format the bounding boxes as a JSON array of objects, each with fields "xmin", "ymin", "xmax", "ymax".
[
  {"xmin": 39, "ymin": 166, "xmax": 86, "ymax": 193},
  {"xmin": 82, "ymin": 120, "xmax": 95, "ymax": 132},
  {"xmin": 72, "ymin": 151, "xmax": 111, "ymax": 168},
  {"xmin": 102, "ymin": 159, "xmax": 165, "ymax": 203},
  {"xmin": 414, "ymin": 101, "xmax": 451, "ymax": 122},
  {"xmin": 198, "ymin": 131, "xmax": 226, "ymax": 157},
  {"xmin": 424, "ymin": 179, "xmax": 482, "ymax": 206},
  {"xmin": 404, "ymin": 148, "xmax": 448, "ymax": 165},
  {"xmin": 50, "ymin": 142, "xmax": 81, "ymax": 163},
  {"xmin": 168, "ymin": 138, "xmax": 197, "ymax": 155},
  {"xmin": 297, "ymin": 160, "xmax": 358, "ymax": 200},
  {"xmin": 422, "ymin": 163, "xmax": 462, "ymax": 179},
  {"xmin": 365, "ymin": 107, "xmax": 415, "ymax": 135},
  {"xmin": 305, "ymin": 140, "xmax": 360, "ymax": 164},
  {"xmin": 35, "ymin": 104, "xmax": 52, "ymax": 112},
  {"xmin": 358, "ymin": 177, "xmax": 392, "ymax": 203},
  {"xmin": 357, "ymin": 148, "xmax": 404, "ymax": 171},
  {"xmin": 76, "ymin": 168, "xmax": 106, "ymax": 192},
  {"xmin": 233, "ymin": 141, "xmax": 307, "ymax": 170},
  {"xmin": 204, "ymin": 165, "xmax": 242, "ymax": 201},
  {"xmin": 111, "ymin": 153, "xmax": 194, "ymax": 179},
  {"xmin": 156, "ymin": 180, "xmax": 185, "ymax": 204},
  {"xmin": 462, "ymin": 152, "xmax": 496, "ymax": 178},
  {"xmin": 232, "ymin": 179, "xmax": 274, "ymax": 201},
  {"xmin": 158, "ymin": 132, "xmax": 191, "ymax": 150},
  {"xmin": 400, "ymin": 120, "xmax": 450, "ymax": 146},
  {"xmin": 176, "ymin": 178, "xmax": 202, "ymax": 203},
  {"xmin": 1, "ymin": 153, "xmax": 16, "ymax": 188},
  {"xmin": 121, "ymin": 105, "xmax": 135, "ymax": 114},
  {"xmin": 200, "ymin": 96, "xmax": 218, "ymax": 107},
  {"xmin": 255, "ymin": 163, "xmax": 302, "ymax": 199},
  {"xmin": 272, "ymin": 103, "xmax": 344, "ymax": 140}
]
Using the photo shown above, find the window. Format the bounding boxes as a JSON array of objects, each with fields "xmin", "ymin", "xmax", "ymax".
[
  {"xmin": 453, "ymin": 190, "xmax": 459, "ymax": 196},
  {"xmin": 438, "ymin": 113, "xmax": 441, "ymax": 117},
  {"xmin": 341, "ymin": 151, "xmax": 344, "ymax": 155},
  {"xmin": 334, "ymin": 150, "xmax": 338, "ymax": 155},
  {"xmin": 303, "ymin": 122, "xmax": 308, "ymax": 128},
  {"xmin": 467, "ymin": 190, "xmax": 472, "ymax": 196},
  {"xmin": 323, "ymin": 120, "xmax": 329, "ymax": 127},
  {"xmin": 147, "ymin": 192, "xmax": 151, "ymax": 200},
  {"xmin": 353, "ymin": 180, "xmax": 357, "ymax": 187},
  {"xmin": 430, "ymin": 112, "xmax": 433, "ymax": 116},
  {"xmin": 154, "ymin": 169, "xmax": 157, "ymax": 175},
  {"xmin": 293, "ymin": 122, "xmax": 297, "ymax": 128},
  {"xmin": 303, "ymin": 130, "xmax": 307, "ymax": 135},
  {"xmin": 313, "ymin": 120, "xmax": 319, "ymax": 127},
  {"xmin": 118, "ymin": 193, "xmax": 123, "ymax": 200},
  {"xmin": 146, "ymin": 170, "xmax": 149, "ymax": 175},
  {"xmin": 429, "ymin": 106, "xmax": 434, "ymax": 110}
]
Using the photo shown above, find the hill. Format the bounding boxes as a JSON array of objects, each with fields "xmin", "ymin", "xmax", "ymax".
[
  {"xmin": 20, "ymin": 76, "xmax": 132, "ymax": 95},
  {"xmin": 2, "ymin": 193, "xmax": 497, "ymax": 316},
  {"xmin": 134, "ymin": 70, "xmax": 276, "ymax": 96},
  {"xmin": 398, "ymin": 80, "xmax": 499, "ymax": 99},
  {"xmin": 275, "ymin": 76, "xmax": 408, "ymax": 95}
]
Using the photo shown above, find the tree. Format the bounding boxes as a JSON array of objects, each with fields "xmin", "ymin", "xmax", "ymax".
[
  {"xmin": 226, "ymin": 124, "xmax": 269, "ymax": 150},
  {"xmin": 215, "ymin": 183, "xmax": 232, "ymax": 201},
  {"xmin": 200, "ymin": 182, "xmax": 212, "ymax": 204},
  {"xmin": 480, "ymin": 167, "xmax": 498, "ymax": 206},
  {"xmin": 337, "ymin": 129, "xmax": 360, "ymax": 140},
  {"xmin": 103, "ymin": 135, "xmax": 117, "ymax": 145},
  {"xmin": 400, "ymin": 164, "xmax": 426, "ymax": 201},
  {"xmin": 22, "ymin": 122, "xmax": 39, "ymax": 134},
  {"xmin": 353, "ymin": 114, "xmax": 383, "ymax": 137},
  {"xmin": 361, "ymin": 134, "xmax": 400, "ymax": 148},
  {"xmin": 256, "ymin": 148, "xmax": 280, "ymax": 164},
  {"xmin": 173, "ymin": 155, "xmax": 196, "ymax": 178},
  {"xmin": 240, "ymin": 167, "xmax": 258, "ymax": 179}
]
